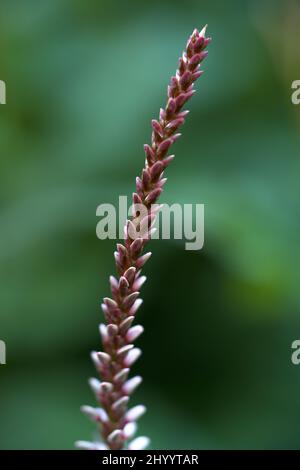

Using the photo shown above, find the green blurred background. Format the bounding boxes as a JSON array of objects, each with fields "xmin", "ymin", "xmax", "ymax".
[{"xmin": 0, "ymin": 0, "xmax": 300, "ymax": 450}]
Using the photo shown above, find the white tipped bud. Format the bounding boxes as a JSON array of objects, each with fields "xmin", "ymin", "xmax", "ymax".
[
  {"xmin": 88, "ymin": 377, "xmax": 101, "ymax": 395},
  {"xmin": 129, "ymin": 299, "xmax": 143, "ymax": 315},
  {"xmin": 80, "ymin": 405, "xmax": 96, "ymax": 420},
  {"xmin": 99, "ymin": 323, "xmax": 108, "ymax": 341},
  {"xmin": 111, "ymin": 396, "xmax": 129, "ymax": 413},
  {"xmin": 126, "ymin": 325, "xmax": 144, "ymax": 342},
  {"xmin": 107, "ymin": 430, "xmax": 123, "ymax": 445},
  {"xmin": 99, "ymin": 382, "xmax": 113, "ymax": 394},
  {"xmin": 136, "ymin": 252, "xmax": 152, "ymax": 268},
  {"xmin": 123, "ymin": 422, "xmax": 137, "ymax": 439},
  {"xmin": 97, "ymin": 351, "xmax": 111, "ymax": 365},
  {"xmin": 90, "ymin": 351, "xmax": 101, "ymax": 369},
  {"xmin": 114, "ymin": 368, "xmax": 130, "ymax": 384},
  {"xmin": 75, "ymin": 440, "xmax": 107, "ymax": 450},
  {"xmin": 109, "ymin": 275, "xmax": 118, "ymax": 289},
  {"xmin": 117, "ymin": 344, "xmax": 134, "ymax": 359},
  {"xmin": 107, "ymin": 323, "xmax": 118, "ymax": 337},
  {"xmin": 101, "ymin": 303, "xmax": 109, "ymax": 321},
  {"xmin": 119, "ymin": 316, "xmax": 135, "ymax": 334},
  {"xmin": 128, "ymin": 436, "xmax": 150, "ymax": 450},
  {"xmin": 124, "ymin": 348, "xmax": 142, "ymax": 367},
  {"xmin": 199, "ymin": 24, "xmax": 208, "ymax": 37},
  {"xmin": 125, "ymin": 405, "xmax": 146, "ymax": 422},
  {"xmin": 103, "ymin": 297, "xmax": 118, "ymax": 309},
  {"xmin": 133, "ymin": 275, "xmax": 147, "ymax": 291},
  {"xmin": 80, "ymin": 406, "xmax": 108, "ymax": 423},
  {"xmin": 123, "ymin": 376, "xmax": 142, "ymax": 395}
]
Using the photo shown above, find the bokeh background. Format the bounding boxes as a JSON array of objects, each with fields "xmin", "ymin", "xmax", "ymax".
[{"xmin": 0, "ymin": 0, "xmax": 300, "ymax": 450}]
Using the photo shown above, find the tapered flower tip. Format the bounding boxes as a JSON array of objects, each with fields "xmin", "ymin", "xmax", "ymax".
[
  {"xmin": 97, "ymin": 351, "xmax": 111, "ymax": 364},
  {"xmin": 117, "ymin": 344, "xmax": 134, "ymax": 358},
  {"xmin": 99, "ymin": 323, "xmax": 107, "ymax": 340},
  {"xmin": 75, "ymin": 440, "xmax": 108, "ymax": 450},
  {"xmin": 88, "ymin": 377, "xmax": 101, "ymax": 394},
  {"xmin": 124, "ymin": 266, "xmax": 136, "ymax": 284},
  {"xmin": 128, "ymin": 436, "xmax": 150, "ymax": 450},
  {"xmin": 107, "ymin": 429, "xmax": 123, "ymax": 445},
  {"xmin": 126, "ymin": 325, "xmax": 144, "ymax": 342},
  {"xmin": 124, "ymin": 347, "xmax": 142, "ymax": 367},
  {"xmin": 129, "ymin": 298, "xmax": 143, "ymax": 315},
  {"xmin": 123, "ymin": 422, "xmax": 137, "ymax": 439},
  {"xmin": 107, "ymin": 323, "xmax": 118, "ymax": 337},
  {"xmin": 114, "ymin": 367, "xmax": 130, "ymax": 383},
  {"xmin": 125, "ymin": 404, "xmax": 146, "ymax": 422},
  {"xmin": 99, "ymin": 381, "xmax": 113, "ymax": 393},
  {"xmin": 119, "ymin": 315, "xmax": 135, "ymax": 334},
  {"xmin": 112, "ymin": 396, "xmax": 130, "ymax": 413},
  {"xmin": 123, "ymin": 375, "xmax": 143, "ymax": 395},
  {"xmin": 199, "ymin": 24, "xmax": 208, "ymax": 37},
  {"xmin": 90, "ymin": 351, "xmax": 101, "ymax": 368},
  {"xmin": 80, "ymin": 405, "xmax": 108, "ymax": 423}
]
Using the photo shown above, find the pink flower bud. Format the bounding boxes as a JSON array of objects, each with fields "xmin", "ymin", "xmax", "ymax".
[
  {"xmin": 192, "ymin": 70, "xmax": 204, "ymax": 81},
  {"xmin": 166, "ymin": 117, "xmax": 184, "ymax": 132},
  {"xmin": 81, "ymin": 405, "xmax": 108, "ymax": 423},
  {"xmin": 107, "ymin": 323, "xmax": 118, "ymax": 337},
  {"xmin": 99, "ymin": 382, "xmax": 113, "ymax": 394},
  {"xmin": 150, "ymin": 161, "xmax": 164, "ymax": 181},
  {"xmin": 124, "ymin": 266, "xmax": 136, "ymax": 284},
  {"xmin": 111, "ymin": 396, "xmax": 129, "ymax": 414},
  {"xmin": 132, "ymin": 275, "xmax": 147, "ymax": 291},
  {"xmin": 123, "ymin": 376, "xmax": 142, "ymax": 395},
  {"xmin": 142, "ymin": 168, "xmax": 151, "ymax": 190},
  {"xmin": 97, "ymin": 351, "xmax": 111, "ymax": 365},
  {"xmin": 180, "ymin": 70, "xmax": 192, "ymax": 89},
  {"xmin": 162, "ymin": 154, "xmax": 175, "ymax": 168},
  {"xmin": 117, "ymin": 344, "xmax": 134, "ymax": 359},
  {"xmin": 135, "ymin": 252, "xmax": 152, "ymax": 268},
  {"xmin": 133, "ymin": 192, "xmax": 143, "ymax": 205},
  {"xmin": 144, "ymin": 144, "xmax": 155, "ymax": 164},
  {"xmin": 188, "ymin": 52, "xmax": 202, "ymax": 68},
  {"xmin": 126, "ymin": 325, "xmax": 144, "ymax": 342},
  {"xmin": 193, "ymin": 36, "xmax": 205, "ymax": 53},
  {"xmin": 125, "ymin": 405, "xmax": 146, "ymax": 422},
  {"xmin": 157, "ymin": 139, "xmax": 172, "ymax": 158},
  {"xmin": 119, "ymin": 316, "xmax": 135, "ymax": 334},
  {"xmin": 107, "ymin": 429, "xmax": 123, "ymax": 445},
  {"xmin": 123, "ymin": 291, "xmax": 140, "ymax": 310},
  {"xmin": 135, "ymin": 176, "xmax": 143, "ymax": 193},
  {"xmin": 75, "ymin": 440, "xmax": 108, "ymax": 450},
  {"xmin": 118, "ymin": 276, "xmax": 129, "ymax": 296},
  {"xmin": 124, "ymin": 348, "xmax": 142, "ymax": 367},
  {"xmin": 145, "ymin": 188, "xmax": 162, "ymax": 205},
  {"xmin": 130, "ymin": 237, "xmax": 144, "ymax": 258},
  {"xmin": 90, "ymin": 351, "xmax": 101, "ymax": 369},
  {"xmin": 159, "ymin": 107, "xmax": 166, "ymax": 120},
  {"xmin": 157, "ymin": 178, "xmax": 167, "ymax": 189},
  {"xmin": 114, "ymin": 368, "xmax": 130, "ymax": 384},
  {"xmin": 151, "ymin": 119, "xmax": 164, "ymax": 138},
  {"xmin": 128, "ymin": 436, "xmax": 150, "ymax": 450},
  {"xmin": 104, "ymin": 297, "xmax": 118, "ymax": 311},
  {"xmin": 99, "ymin": 323, "xmax": 108, "ymax": 342},
  {"xmin": 123, "ymin": 422, "xmax": 137, "ymax": 439},
  {"xmin": 178, "ymin": 57, "xmax": 186, "ymax": 74},
  {"xmin": 88, "ymin": 378, "xmax": 101, "ymax": 395},
  {"xmin": 129, "ymin": 298, "xmax": 143, "ymax": 315},
  {"xmin": 166, "ymin": 97, "xmax": 176, "ymax": 116}
]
